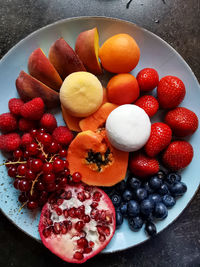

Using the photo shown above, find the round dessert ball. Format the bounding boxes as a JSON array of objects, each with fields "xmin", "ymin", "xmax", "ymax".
[{"xmin": 106, "ymin": 104, "xmax": 151, "ymax": 152}]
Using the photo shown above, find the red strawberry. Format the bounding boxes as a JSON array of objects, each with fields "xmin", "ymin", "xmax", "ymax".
[
  {"xmin": 21, "ymin": 133, "xmax": 34, "ymax": 147},
  {"xmin": 129, "ymin": 151, "xmax": 159, "ymax": 178},
  {"xmin": 165, "ymin": 107, "xmax": 198, "ymax": 137},
  {"xmin": 52, "ymin": 126, "xmax": 73, "ymax": 145},
  {"xmin": 145, "ymin": 122, "xmax": 172, "ymax": 157},
  {"xmin": 136, "ymin": 68, "xmax": 159, "ymax": 92},
  {"xmin": 20, "ymin": 97, "xmax": 44, "ymax": 120},
  {"xmin": 0, "ymin": 133, "xmax": 21, "ymax": 151},
  {"xmin": 135, "ymin": 95, "xmax": 159, "ymax": 117},
  {"xmin": 40, "ymin": 113, "xmax": 57, "ymax": 133},
  {"xmin": 19, "ymin": 118, "xmax": 37, "ymax": 132},
  {"xmin": 157, "ymin": 76, "xmax": 185, "ymax": 109},
  {"xmin": 162, "ymin": 141, "xmax": 193, "ymax": 171},
  {"xmin": 8, "ymin": 98, "xmax": 24, "ymax": 116},
  {"xmin": 0, "ymin": 112, "xmax": 18, "ymax": 133}
]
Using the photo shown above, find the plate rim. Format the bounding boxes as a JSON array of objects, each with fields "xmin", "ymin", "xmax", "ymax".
[{"xmin": 0, "ymin": 15, "xmax": 199, "ymax": 254}]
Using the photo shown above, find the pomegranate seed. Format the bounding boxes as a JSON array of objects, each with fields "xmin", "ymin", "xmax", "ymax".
[
  {"xmin": 75, "ymin": 221, "xmax": 85, "ymax": 232},
  {"xmin": 61, "ymin": 190, "xmax": 72, "ymax": 200},
  {"xmin": 90, "ymin": 209, "xmax": 99, "ymax": 220},
  {"xmin": 55, "ymin": 207, "xmax": 63, "ymax": 216},
  {"xmin": 42, "ymin": 163, "xmax": 53, "ymax": 174},
  {"xmin": 77, "ymin": 237, "xmax": 88, "ymax": 248},
  {"xmin": 104, "ymin": 226, "xmax": 110, "ymax": 236},
  {"xmin": 93, "ymin": 191, "xmax": 102, "ymax": 202},
  {"xmin": 13, "ymin": 149, "xmax": 23, "ymax": 159},
  {"xmin": 75, "ymin": 209, "xmax": 84, "ymax": 219},
  {"xmin": 89, "ymin": 241, "xmax": 94, "ymax": 247},
  {"xmin": 68, "ymin": 207, "xmax": 76, "ymax": 218},
  {"xmin": 57, "ymin": 198, "xmax": 64, "ymax": 206},
  {"xmin": 105, "ymin": 213, "xmax": 113, "ymax": 224},
  {"xmin": 84, "ymin": 191, "xmax": 91, "ymax": 199},
  {"xmin": 8, "ymin": 166, "xmax": 17, "ymax": 178},
  {"xmin": 53, "ymin": 222, "xmax": 61, "ymax": 234},
  {"xmin": 45, "ymin": 218, "xmax": 53, "ymax": 226},
  {"xmin": 43, "ymin": 173, "xmax": 55, "ymax": 184},
  {"xmin": 77, "ymin": 191, "xmax": 86, "ymax": 202},
  {"xmin": 84, "ymin": 247, "xmax": 92, "ymax": 254},
  {"xmin": 44, "ymin": 209, "xmax": 51, "ymax": 218},
  {"xmin": 53, "ymin": 159, "xmax": 64, "ymax": 173},
  {"xmin": 83, "ymin": 215, "xmax": 91, "ymax": 223},
  {"xmin": 97, "ymin": 225, "xmax": 104, "ymax": 235},
  {"xmin": 43, "ymin": 227, "xmax": 52, "ymax": 238},
  {"xmin": 60, "ymin": 223, "xmax": 68, "ymax": 234},
  {"xmin": 18, "ymin": 193, "xmax": 28, "ymax": 203},
  {"xmin": 99, "ymin": 234, "xmax": 106, "ymax": 242},
  {"xmin": 63, "ymin": 209, "xmax": 68, "ymax": 218},
  {"xmin": 63, "ymin": 220, "xmax": 72, "ymax": 231},
  {"xmin": 48, "ymin": 141, "xmax": 59, "ymax": 153},
  {"xmin": 73, "ymin": 252, "xmax": 83, "ymax": 260},
  {"xmin": 25, "ymin": 169, "xmax": 36, "ymax": 181},
  {"xmin": 26, "ymin": 143, "xmax": 38, "ymax": 155},
  {"xmin": 18, "ymin": 179, "xmax": 31, "ymax": 192},
  {"xmin": 59, "ymin": 149, "xmax": 68, "ymax": 157},
  {"xmin": 36, "ymin": 181, "xmax": 45, "ymax": 191},
  {"xmin": 100, "ymin": 210, "xmax": 106, "ymax": 221},
  {"xmin": 30, "ymin": 159, "xmax": 43, "ymax": 173},
  {"xmin": 13, "ymin": 179, "xmax": 20, "ymax": 189},
  {"xmin": 91, "ymin": 202, "xmax": 98, "ymax": 209},
  {"xmin": 17, "ymin": 164, "xmax": 27, "ymax": 176},
  {"xmin": 27, "ymin": 201, "xmax": 38, "ymax": 210},
  {"xmin": 72, "ymin": 172, "xmax": 82, "ymax": 183}
]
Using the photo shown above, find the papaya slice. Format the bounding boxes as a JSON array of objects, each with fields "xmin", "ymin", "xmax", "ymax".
[
  {"xmin": 67, "ymin": 130, "xmax": 128, "ymax": 186},
  {"xmin": 61, "ymin": 105, "xmax": 82, "ymax": 132},
  {"xmin": 79, "ymin": 102, "xmax": 118, "ymax": 131}
]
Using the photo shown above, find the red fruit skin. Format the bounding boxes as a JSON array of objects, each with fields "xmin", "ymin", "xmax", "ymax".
[
  {"xmin": 0, "ymin": 112, "xmax": 18, "ymax": 133},
  {"xmin": 21, "ymin": 133, "xmax": 34, "ymax": 147},
  {"xmin": 162, "ymin": 141, "xmax": 193, "ymax": 171},
  {"xmin": 157, "ymin": 76, "xmax": 186, "ymax": 109},
  {"xmin": 52, "ymin": 126, "xmax": 73, "ymax": 145},
  {"xmin": 20, "ymin": 97, "xmax": 45, "ymax": 120},
  {"xmin": 145, "ymin": 123, "xmax": 172, "ymax": 157},
  {"xmin": 38, "ymin": 184, "xmax": 116, "ymax": 264},
  {"xmin": 129, "ymin": 151, "xmax": 159, "ymax": 178},
  {"xmin": 19, "ymin": 118, "xmax": 37, "ymax": 132},
  {"xmin": 165, "ymin": 107, "xmax": 198, "ymax": 137},
  {"xmin": 135, "ymin": 95, "xmax": 159, "ymax": 117},
  {"xmin": 0, "ymin": 133, "xmax": 21, "ymax": 151},
  {"xmin": 136, "ymin": 68, "xmax": 159, "ymax": 92},
  {"xmin": 8, "ymin": 98, "xmax": 24, "ymax": 116},
  {"xmin": 40, "ymin": 113, "xmax": 57, "ymax": 133}
]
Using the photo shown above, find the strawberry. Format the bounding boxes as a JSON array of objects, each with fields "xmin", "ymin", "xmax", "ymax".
[
  {"xmin": 135, "ymin": 95, "xmax": 159, "ymax": 117},
  {"xmin": 145, "ymin": 122, "xmax": 172, "ymax": 157},
  {"xmin": 157, "ymin": 76, "xmax": 185, "ymax": 109},
  {"xmin": 129, "ymin": 151, "xmax": 159, "ymax": 178},
  {"xmin": 165, "ymin": 107, "xmax": 198, "ymax": 137},
  {"xmin": 162, "ymin": 141, "xmax": 193, "ymax": 171},
  {"xmin": 20, "ymin": 97, "xmax": 44, "ymax": 120},
  {"xmin": 40, "ymin": 113, "xmax": 57, "ymax": 133},
  {"xmin": 8, "ymin": 98, "xmax": 24, "ymax": 116},
  {"xmin": 52, "ymin": 126, "xmax": 73, "ymax": 145},
  {"xmin": 0, "ymin": 112, "xmax": 18, "ymax": 133},
  {"xmin": 0, "ymin": 133, "xmax": 21, "ymax": 151},
  {"xmin": 136, "ymin": 68, "xmax": 159, "ymax": 92}
]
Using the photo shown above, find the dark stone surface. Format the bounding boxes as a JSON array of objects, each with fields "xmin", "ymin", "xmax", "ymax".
[{"xmin": 0, "ymin": 0, "xmax": 199, "ymax": 266}]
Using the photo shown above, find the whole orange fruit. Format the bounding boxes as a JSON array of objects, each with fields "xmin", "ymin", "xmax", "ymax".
[
  {"xmin": 99, "ymin": 33, "xmax": 140, "ymax": 73},
  {"xmin": 107, "ymin": 73, "xmax": 140, "ymax": 105}
]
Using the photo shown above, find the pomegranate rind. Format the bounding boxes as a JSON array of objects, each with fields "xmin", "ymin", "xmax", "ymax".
[{"xmin": 39, "ymin": 183, "xmax": 116, "ymax": 264}]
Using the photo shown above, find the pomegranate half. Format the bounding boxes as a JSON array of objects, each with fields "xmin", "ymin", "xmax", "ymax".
[{"xmin": 39, "ymin": 183, "xmax": 116, "ymax": 263}]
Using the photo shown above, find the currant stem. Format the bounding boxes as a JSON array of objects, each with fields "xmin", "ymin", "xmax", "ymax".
[
  {"xmin": 18, "ymin": 200, "xmax": 28, "ymax": 213},
  {"xmin": 30, "ymin": 171, "xmax": 43, "ymax": 196},
  {"xmin": 36, "ymin": 138, "xmax": 48, "ymax": 159},
  {"xmin": 0, "ymin": 161, "xmax": 27, "ymax": 167}
]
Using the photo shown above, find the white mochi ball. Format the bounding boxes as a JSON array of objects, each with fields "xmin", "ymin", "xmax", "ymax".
[{"xmin": 106, "ymin": 104, "xmax": 151, "ymax": 152}]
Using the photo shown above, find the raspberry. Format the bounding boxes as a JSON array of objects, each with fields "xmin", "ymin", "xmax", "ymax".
[
  {"xmin": 8, "ymin": 98, "xmax": 24, "ymax": 116},
  {"xmin": 19, "ymin": 118, "xmax": 37, "ymax": 132},
  {"xmin": 0, "ymin": 133, "xmax": 21, "ymax": 151},
  {"xmin": 52, "ymin": 126, "xmax": 73, "ymax": 145},
  {"xmin": 20, "ymin": 98, "xmax": 45, "ymax": 120},
  {"xmin": 0, "ymin": 112, "xmax": 18, "ymax": 133},
  {"xmin": 40, "ymin": 113, "xmax": 57, "ymax": 133},
  {"xmin": 21, "ymin": 133, "xmax": 34, "ymax": 147}
]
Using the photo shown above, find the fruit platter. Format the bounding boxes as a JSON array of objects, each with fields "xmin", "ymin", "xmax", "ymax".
[{"xmin": 0, "ymin": 17, "xmax": 199, "ymax": 263}]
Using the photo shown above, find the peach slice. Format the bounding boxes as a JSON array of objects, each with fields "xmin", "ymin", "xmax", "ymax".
[
  {"xmin": 75, "ymin": 27, "xmax": 102, "ymax": 75},
  {"xmin": 16, "ymin": 71, "xmax": 60, "ymax": 108},
  {"xmin": 61, "ymin": 105, "xmax": 82, "ymax": 132},
  {"xmin": 28, "ymin": 48, "xmax": 62, "ymax": 91},
  {"xmin": 49, "ymin": 38, "xmax": 86, "ymax": 79}
]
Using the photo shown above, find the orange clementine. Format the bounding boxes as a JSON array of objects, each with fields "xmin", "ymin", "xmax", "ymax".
[
  {"xmin": 107, "ymin": 73, "xmax": 140, "ymax": 105},
  {"xmin": 99, "ymin": 33, "xmax": 140, "ymax": 73}
]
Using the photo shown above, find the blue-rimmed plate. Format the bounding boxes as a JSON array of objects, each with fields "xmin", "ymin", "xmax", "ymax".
[{"xmin": 0, "ymin": 16, "xmax": 199, "ymax": 253}]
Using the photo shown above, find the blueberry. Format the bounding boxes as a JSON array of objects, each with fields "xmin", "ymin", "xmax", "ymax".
[
  {"xmin": 166, "ymin": 173, "xmax": 181, "ymax": 184},
  {"xmin": 158, "ymin": 183, "xmax": 169, "ymax": 195},
  {"xmin": 111, "ymin": 194, "xmax": 122, "ymax": 207},
  {"xmin": 162, "ymin": 194, "xmax": 176, "ymax": 208},
  {"xmin": 127, "ymin": 200, "xmax": 140, "ymax": 217},
  {"xmin": 154, "ymin": 202, "xmax": 168, "ymax": 219},
  {"xmin": 145, "ymin": 221, "xmax": 157, "ymax": 237},
  {"xmin": 102, "ymin": 187, "xmax": 116, "ymax": 197},
  {"xmin": 140, "ymin": 199, "xmax": 154, "ymax": 216},
  {"xmin": 148, "ymin": 194, "xmax": 162, "ymax": 205},
  {"xmin": 135, "ymin": 188, "xmax": 148, "ymax": 202},
  {"xmin": 128, "ymin": 177, "xmax": 141, "ymax": 190},
  {"xmin": 169, "ymin": 181, "xmax": 187, "ymax": 197},
  {"xmin": 157, "ymin": 170, "xmax": 166, "ymax": 180},
  {"xmin": 128, "ymin": 216, "xmax": 144, "ymax": 231},
  {"xmin": 122, "ymin": 189, "xmax": 133, "ymax": 202},
  {"xmin": 115, "ymin": 180, "xmax": 126, "ymax": 193},
  {"xmin": 142, "ymin": 212, "xmax": 154, "ymax": 222},
  {"xmin": 143, "ymin": 181, "xmax": 154, "ymax": 194},
  {"xmin": 116, "ymin": 210, "xmax": 123, "ymax": 229},
  {"xmin": 149, "ymin": 176, "xmax": 162, "ymax": 190},
  {"xmin": 120, "ymin": 202, "xmax": 128, "ymax": 217}
]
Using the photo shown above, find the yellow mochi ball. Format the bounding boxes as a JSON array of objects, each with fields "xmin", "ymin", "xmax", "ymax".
[{"xmin": 60, "ymin": 71, "xmax": 103, "ymax": 117}]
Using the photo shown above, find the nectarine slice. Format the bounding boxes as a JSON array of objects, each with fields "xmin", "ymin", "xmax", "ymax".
[
  {"xmin": 16, "ymin": 71, "xmax": 60, "ymax": 108},
  {"xmin": 75, "ymin": 27, "xmax": 102, "ymax": 75},
  {"xmin": 49, "ymin": 38, "xmax": 86, "ymax": 79},
  {"xmin": 28, "ymin": 48, "xmax": 62, "ymax": 91}
]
